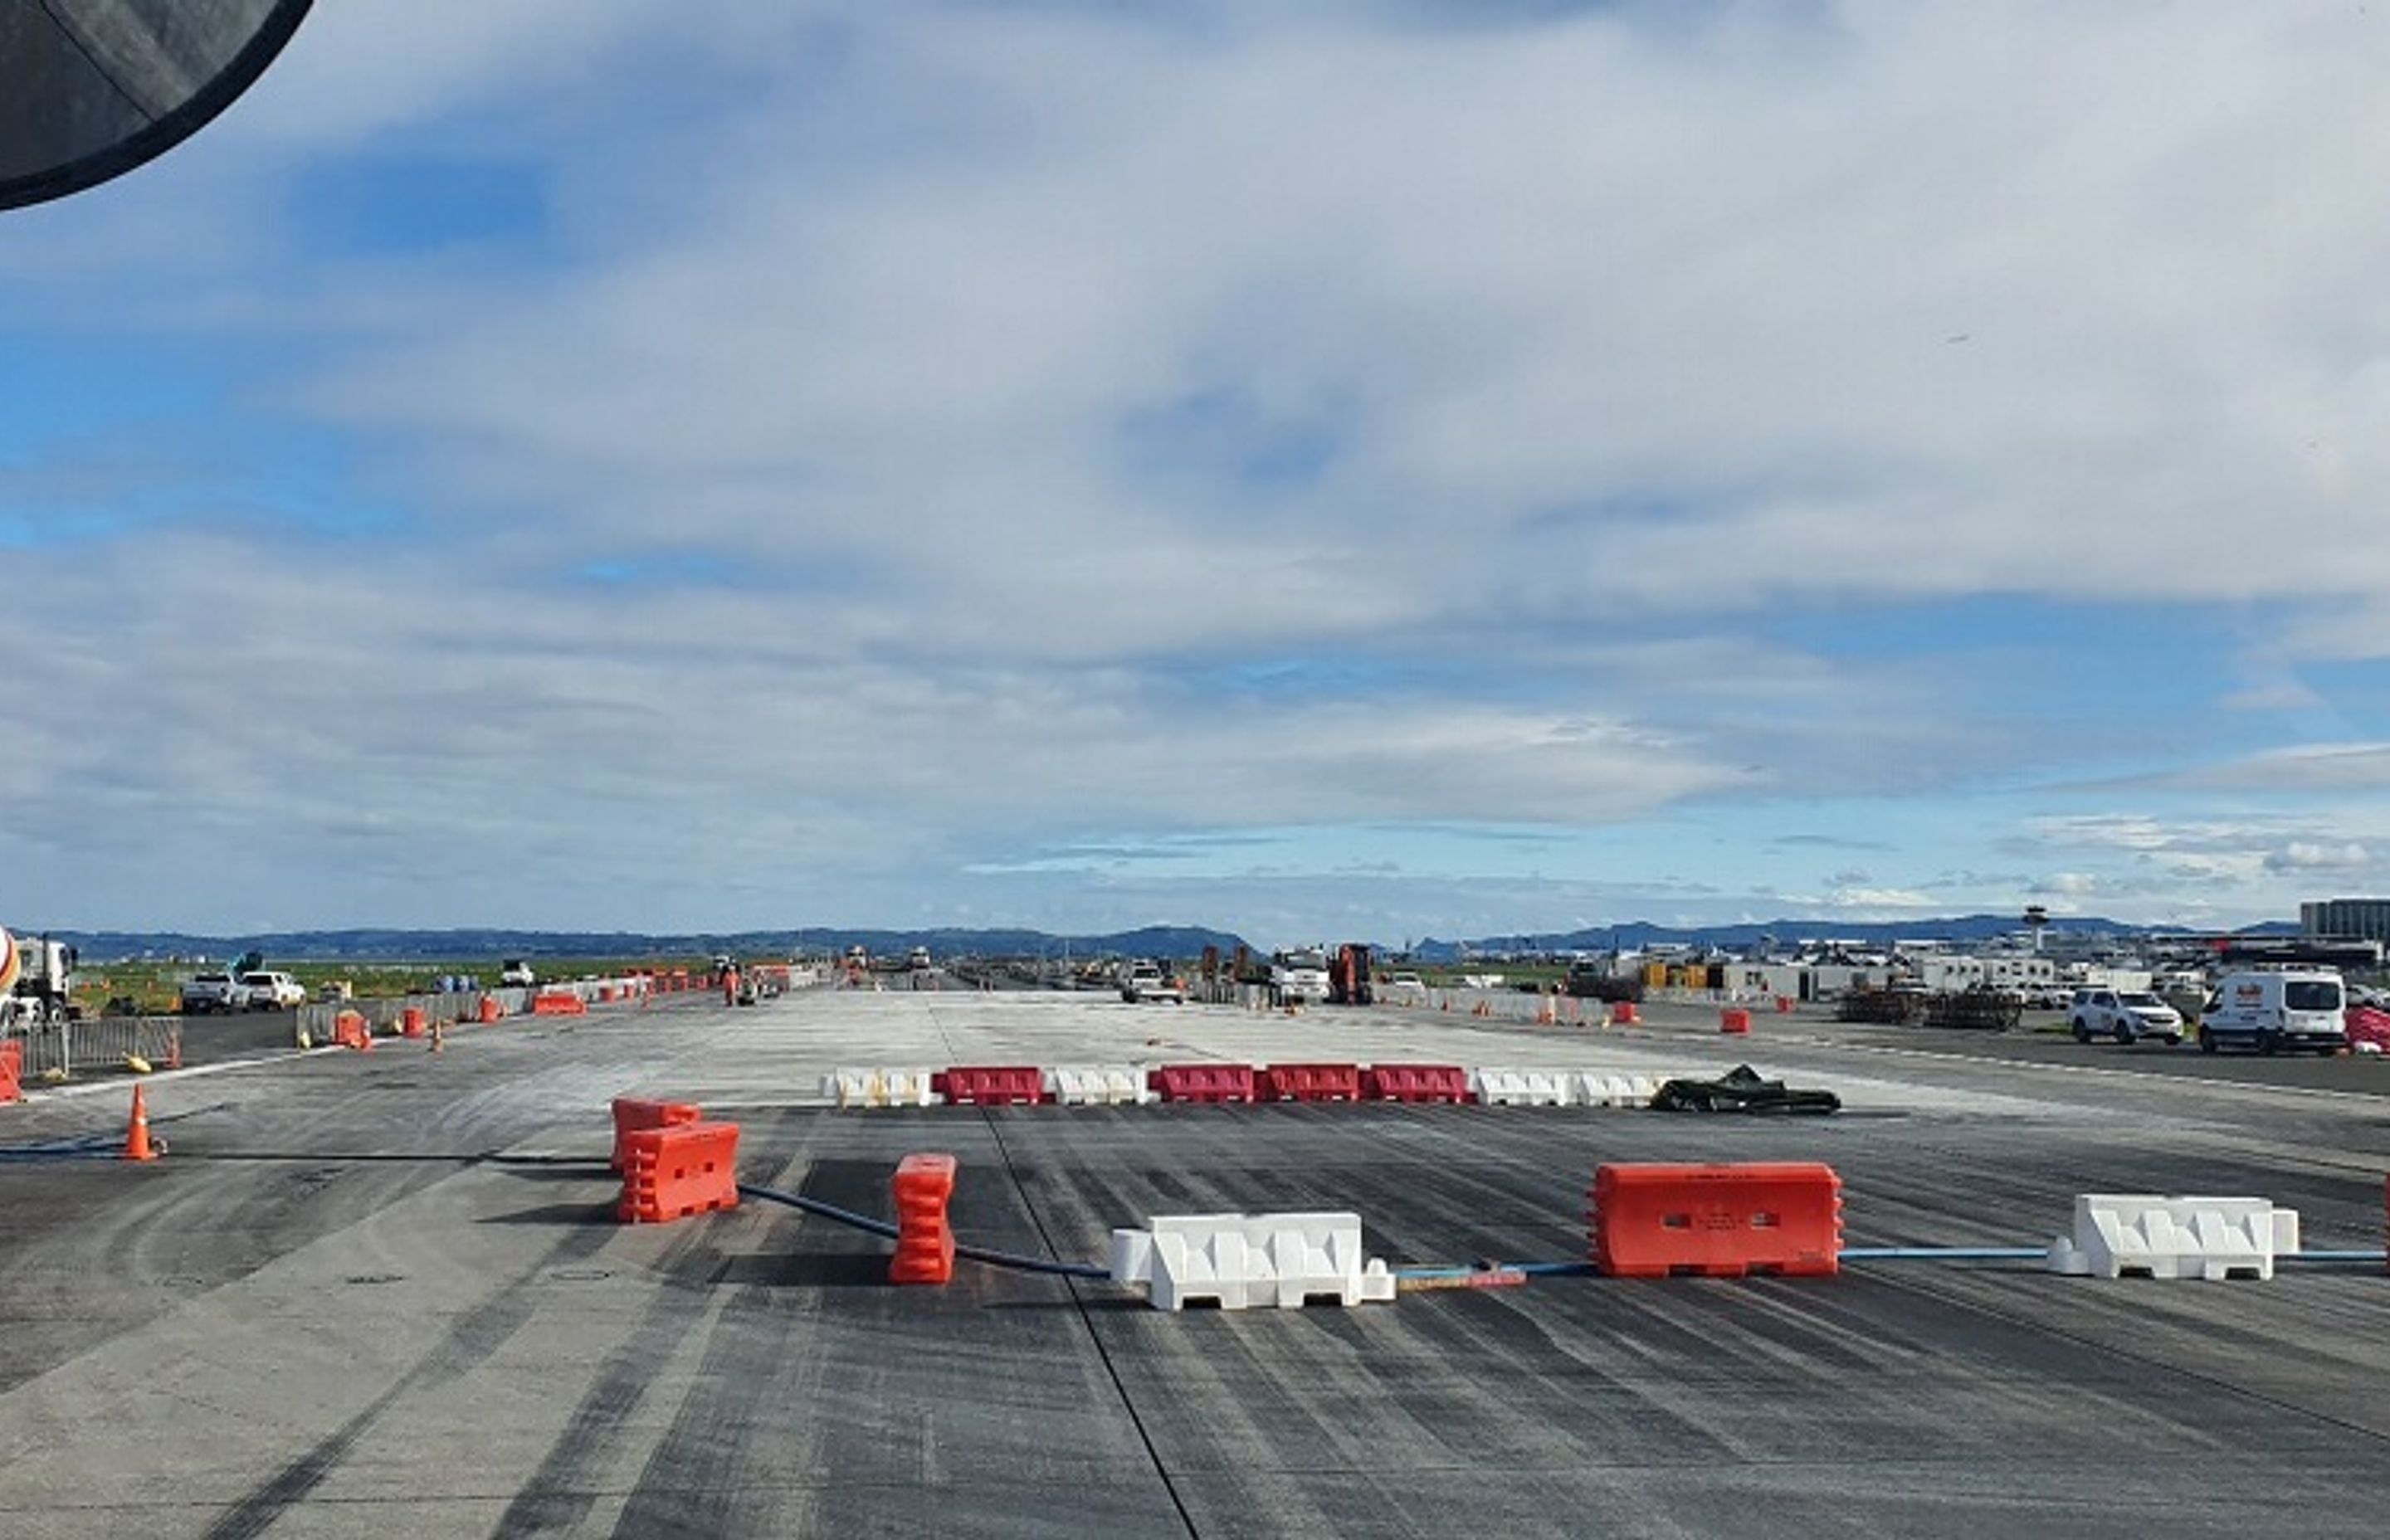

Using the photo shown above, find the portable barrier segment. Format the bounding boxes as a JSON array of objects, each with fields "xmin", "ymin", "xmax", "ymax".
[
  {"xmin": 2046, "ymin": 1195, "xmax": 2301, "ymax": 1280},
  {"xmin": 1047, "ymin": 1065, "xmax": 1152, "ymax": 1106},
  {"xmin": 932, "ymin": 1065, "xmax": 1049, "ymax": 1106},
  {"xmin": 1148, "ymin": 1064, "xmax": 1258, "ymax": 1104},
  {"xmin": 333, "ymin": 1010, "xmax": 373, "ymax": 1052},
  {"xmin": 479, "ymin": 996, "xmax": 503, "ymax": 1024},
  {"xmin": 824, "ymin": 1067, "xmax": 938, "ymax": 1109},
  {"xmin": 1259, "ymin": 1063, "xmax": 1363, "ymax": 1103},
  {"xmin": 611, "ymin": 1097, "xmax": 703, "ymax": 1171},
  {"xmin": 1719, "ymin": 1007, "xmax": 1752, "ymax": 1035},
  {"xmin": 1589, "ymin": 1162, "xmax": 1842, "ymax": 1278},
  {"xmin": 401, "ymin": 1006, "xmax": 427, "ymax": 1039},
  {"xmin": 1109, "ymin": 1211, "xmax": 1397, "ymax": 1311},
  {"xmin": 1610, "ymin": 1002, "xmax": 1641, "ymax": 1026},
  {"xmin": 1471, "ymin": 1068, "xmax": 1572, "ymax": 1107},
  {"xmin": 1576, "ymin": 1072, "xmax": 1667, "ymax": 1109},
  {"xmin": 0, "ymin": 1040, "xmax": 19, "ymax": 1104},
  {"xmin": 889, "ymin": 1153, "xmax": 958, "ymax": 1284},
  {"xmin": 618, "ymin": 1121, "xmax": 740, "ymax": 1224},
  {"xmin": 532, "ymin": 992, "xmax": 588, "ymax": 1016},
  {"xmin": 1361, "ymin": 1065, "xmax": 1472, "ymax": 1104},
  {"xmin": 1775, "ymin": 996, "xmax": 1796, "ymax": 1014}
]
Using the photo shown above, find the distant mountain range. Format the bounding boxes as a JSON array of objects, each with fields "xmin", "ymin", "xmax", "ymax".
[
  {"xmin": 41, "ymin": 914, "xmax": 2295, "ymax": 965},
  {"xmin": 1407, "ymin": 914, "xmax": 2300, "ymax": 962},
  {"xmin": 50, "ymin": 924, "xmax": 1254, "ymax": 963}
]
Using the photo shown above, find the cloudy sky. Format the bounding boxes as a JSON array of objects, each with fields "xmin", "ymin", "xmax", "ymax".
[{"xmin": 4, "ymin": 0, "xmax": 2389, "ymax": 947}]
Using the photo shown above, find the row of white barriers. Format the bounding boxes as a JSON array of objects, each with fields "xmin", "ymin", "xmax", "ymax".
[{"xmin": 821, "ymin": 1065, "xmax": 1695, "ymax": 1110}]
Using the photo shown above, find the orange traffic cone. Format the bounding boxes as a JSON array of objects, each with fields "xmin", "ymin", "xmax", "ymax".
[
  {"xmin": 428, "ymin": 1019, "xmax": 446, "ymax": 1054},
  {"xmin": 124, "ymin": 1084, "xmax": 158, "ymax": 1162}
]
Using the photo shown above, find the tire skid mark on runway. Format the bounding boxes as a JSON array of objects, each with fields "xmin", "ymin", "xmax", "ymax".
[
  {"xmin": 200, "ymin": 1216, "xmax": 619, "ymax": 1540},
  {"xmin": 489, "ymin": 1221, "xmax": 731, "ymax": 1539}
]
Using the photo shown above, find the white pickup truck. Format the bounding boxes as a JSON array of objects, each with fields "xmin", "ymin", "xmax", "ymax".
[
  {"xmin": 240, "ymin": 971, "xmax": 307, "ymax": 1010},
  {"xmin": 180, "ymin": 971, "xmax": 246, "ymax": 1014}
]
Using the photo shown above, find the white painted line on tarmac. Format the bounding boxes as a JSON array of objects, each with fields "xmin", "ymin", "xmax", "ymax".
[
  {"xmin": 22, "ymin": 1044, "xmax": 350, "ymax": 1101},
  {"xmin": 1771, "ymin": 1033, "xmax": 2390, "ymax": 1109}
]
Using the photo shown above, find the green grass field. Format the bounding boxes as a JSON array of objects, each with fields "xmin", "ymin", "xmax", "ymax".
[{"xmin": 76, "ymin": 957, "xmax": 723, "ymax": 1016}]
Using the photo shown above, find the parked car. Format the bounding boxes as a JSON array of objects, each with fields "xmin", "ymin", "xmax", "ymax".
[
  {"xmin": 239, "ymin": 971, "xmax": 306, "ymax": 1010},
  {"xmin": 1119, "ymin": 962, "xmax": 1184, "ymax": 1004},
  {"xmin": 179, "ymin": 970, "xmax": 245, "ymax": 1014},
  {"xmin": 2197, "ymin": 969, "xmax": 2347, "ymax": 1055},
  {"xmin": 2070, "ymin": 988, "xmax": 2183, "ymax": 1045},
  {"xmin": 1388, "ymin": 972, "xmax": 1427, "ymax": 992}
]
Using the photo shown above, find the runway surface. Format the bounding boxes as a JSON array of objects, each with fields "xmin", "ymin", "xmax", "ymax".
[{"xmin": 4, "ymin": 985, "xmax": 2388, "ymax": 1538}]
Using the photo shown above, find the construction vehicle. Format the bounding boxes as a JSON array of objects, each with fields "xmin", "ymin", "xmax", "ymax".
[
  {"xmin": 1270, "ymin": 948, "xmax": 1331, "ymax": 1007},
  {"xmin": 0, "ymin": 925, "xmax": 81, "ymax": 1027},
  {"xmin": 1329, "ymin": 943, "xmax": 1373, "ymax": 1006}
]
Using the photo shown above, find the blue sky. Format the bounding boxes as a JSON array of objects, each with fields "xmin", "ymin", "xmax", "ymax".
[{"xmin": 5, "ymin": 0, "xmax": 2390, "ymax": 948}]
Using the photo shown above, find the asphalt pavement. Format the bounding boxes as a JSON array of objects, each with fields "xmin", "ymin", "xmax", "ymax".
[{"xmin": 3, "ymin": 986, "xmax": 2388, "ymax": 1538}]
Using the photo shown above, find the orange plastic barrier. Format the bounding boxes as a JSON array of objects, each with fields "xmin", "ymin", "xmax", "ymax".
[
  {"xmin": 1719, "ymin": 1007, "xmax": 1752, "ymax": 1035},
  {"xmin": 889, "ymin": 1152, "xmax": 958, "ymax": 1285},
  {"xmin": 618, "ymin": 1120, "xmax": 740, "ymax": 1224},
  {"xmin": 1589, "ymin": 1162, "xmax": 1841, "ymax": 1279},
  {"xmin": 478, "ymin": 996, "xmax": 502, "ymax": 1023},
  {"xmin": 1259, "ymin": 1063, "xmax": 1363, "ymax": 1102},
  {"xmin": 401, "ymin": 1006, "xmax": 426, "ymax": 1039},
  {"xmin": 611, "ymin": 1096, "xmax": 703, "ymax": 1172},
  {"xmin": 1361, "ymin": 1065, "xmax": 1472, "ymax": 1104},
  {"xmin": 0, "ymin": 1039, "xmax": 20, "ymax": 1104},
  {"xmin": 933, "ymin": 1066, "xmax": 1049, "ymax": 1105},
  {"xmin": 1612, "ymin": 1001, "xmax": 1640, "ymax": 1025},
  {"xmin": 1775, "ymin": 996, "xmax": 1795, "ymax": 1014},
  {"xmin": 532, "ymin": 992, "xmax": 588, "ymax": 1016},
  {"xmin": 1147, "ymin": 1064, "xmax": 1257, "ymax": 1104},
  {"xmin": 334, "ymin": 1009, "xmax": 372, "ymax": 1051}
]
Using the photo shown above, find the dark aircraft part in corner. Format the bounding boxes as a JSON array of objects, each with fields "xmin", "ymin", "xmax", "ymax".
[{"xmin": 0, "ymin": 0, "xmax": 314, "ymax": 211}]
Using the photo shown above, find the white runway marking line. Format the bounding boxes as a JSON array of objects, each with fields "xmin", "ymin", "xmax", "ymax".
[{"xmin": 22, "ymin": 1044, "xmax": 349, "ymax": 1100}]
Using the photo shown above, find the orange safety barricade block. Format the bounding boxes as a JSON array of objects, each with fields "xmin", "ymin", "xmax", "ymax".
[
  {"xmin": 532, "ymin": 992, "xmax": 588, "ymax": 1016},
  {"xmin": 479, "ymin": 996, "xmax": 502, "ymax": 1023},
  {"xmin": 1361, "ymin": 1064, "xmax": 1472, "ymax": 1104},
  {"xmin": 890, "ymin": 1152, "xmax": 958, "ymax": 1284},
  {"xmin": 1259, "ymin": 1063, "xmax": 1363, "ymax": 1103},
  {"xmin": 1720, "ymin": 1007, "xmax": 1752, "ymax": 1035},
  {"xmin": 401, "ymin": 1006, "xmax": 427, "ymax": 1039},
  {"xmin": 334, "ymin": 1010, "xmax": 372, "ymax": 1051},
  {"xmin": 1589, "ymin": 1162, "xmax": 1841, "ymax": 1279},
  {"xmin": 1775, "ymin": 996, "xmax": 1795, "ymax": 1014},
  {"xmin": 1611, "ymin": 1001, "xmax": 1641, "ymax": 1026},
  {"xmin": 1148, "ymin": 1064, "xmax": 1256, "ymax": 1104},
  {"xmin": 612, "ymin": 1096, "xmax": 704, "ymax": 1171},
  {"xmin": 0, "ymin": 1039, "xmax": 21, "ymax": 1104},
  {"xmin": 932, "ymin": 1066, "xmax": 1048, "ymax": 1105},
  {"xmin": 617, "ymin": 1120, "xmax": 739, "ymax": 1224}
]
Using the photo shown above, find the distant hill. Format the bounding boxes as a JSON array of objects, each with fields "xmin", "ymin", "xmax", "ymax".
[
  {"xmin": 53, "ymin": 924, "xmax": 1251, "ymax": 964},
  {"xmin": 1408, "ymin": 913, "xmax": 2296, "ymax": 960}
]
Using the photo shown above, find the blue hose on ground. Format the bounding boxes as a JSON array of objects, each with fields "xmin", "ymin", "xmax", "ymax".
[
  {"xmin": 736, "ymin": 1182, "xmax": 1112, "ymax": 1280},
  {"xmin": 1838, "ymin": 1246, "xmax": 2049, "ymax": 1260}
]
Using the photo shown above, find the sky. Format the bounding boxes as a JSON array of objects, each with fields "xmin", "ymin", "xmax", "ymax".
[{"xmin": 5, "ymin": 0, "xmax": 2390, "ymax": 949}]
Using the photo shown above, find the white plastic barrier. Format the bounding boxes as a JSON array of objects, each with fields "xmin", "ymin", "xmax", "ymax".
[
  {"xmin": 1576, "ymin": 1072, "xmax": 1667, "ymax": 1109},
  {"xmin": 822, "ymin": 1067, "xmax": 938, "ymax": 1109},
  {"xmin": 1110, "ymin": 1212, "xmax": 1398, "ymax": 1312},
  {"xmin": 2046, "ymin": 1195, "xmax": 2302, "ymax": 1280},
  {"xmin": 1047, "ymin": 1065, "xmax": 1153, "ymax": 1106},
  {"xmin": 1470, "ymin": 1068, "xmax": 1573, "ymax": 1106}
]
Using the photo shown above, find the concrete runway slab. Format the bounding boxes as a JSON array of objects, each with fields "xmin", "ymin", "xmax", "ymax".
[{"xmin": 4, "ymin": 985, "xmax": 2389, "ymax": 1537}]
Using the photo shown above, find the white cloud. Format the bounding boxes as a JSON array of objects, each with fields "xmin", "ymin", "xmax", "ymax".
[{"xmin": 12, "ymin": 1, "xmax": 2390, "ymax": 936}]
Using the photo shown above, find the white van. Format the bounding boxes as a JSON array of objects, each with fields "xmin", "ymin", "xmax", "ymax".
[{"xmin": 2197, "ymin": 969, "xmax": 2346, "ymax": 1055}]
